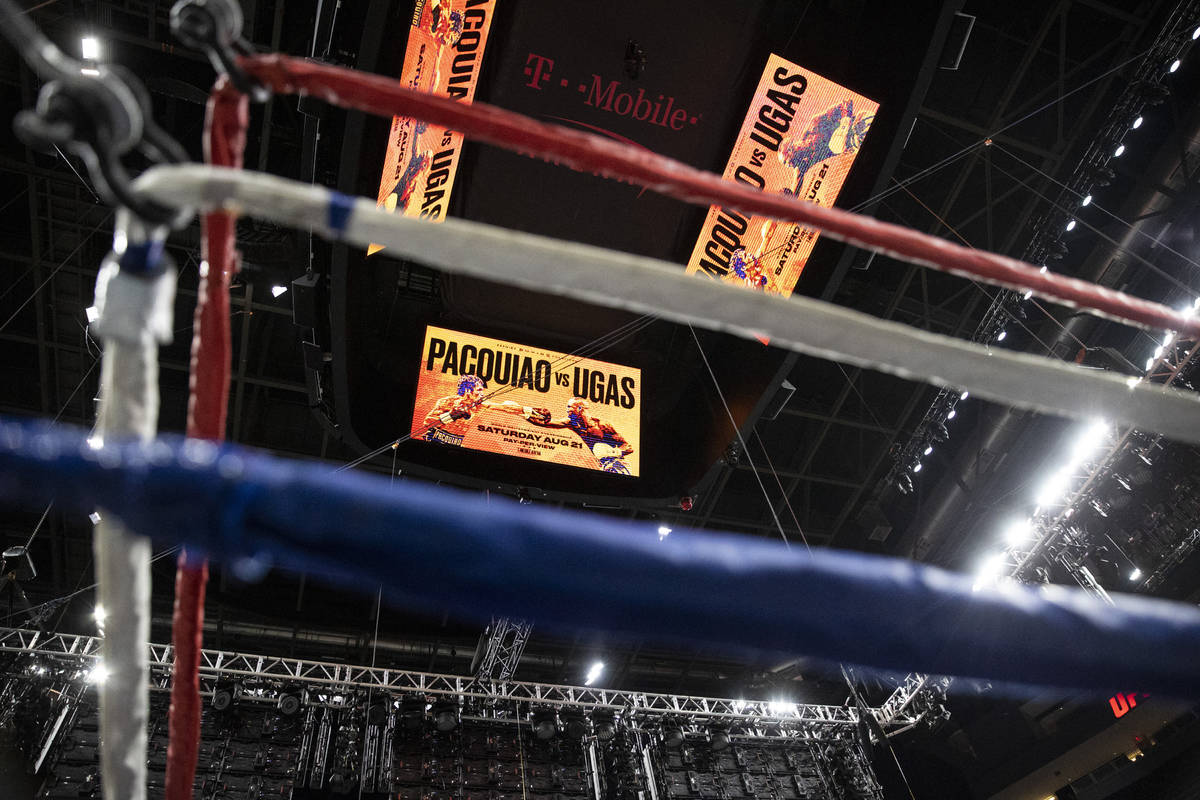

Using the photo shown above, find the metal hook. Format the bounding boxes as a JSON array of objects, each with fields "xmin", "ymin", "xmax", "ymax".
[{"xmin": 171, "ymin": 0, "xmax": 270, "ymax": 102}]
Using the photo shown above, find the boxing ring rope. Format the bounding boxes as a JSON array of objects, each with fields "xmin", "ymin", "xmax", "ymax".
[
  {"xmin": 4, "ymin": 419, "xmax": 1200, "ymax": 698},
  {"xmin": 136, "ymin": 163, "xmax": 1200, "ymax": 444},
  {"xmin": 136, "ymin": 49, "xmax": 1200, "ymax": 799},
  {"xmin": 234, "ymin": 54, "xmax": 1200, "ymax": 338}
]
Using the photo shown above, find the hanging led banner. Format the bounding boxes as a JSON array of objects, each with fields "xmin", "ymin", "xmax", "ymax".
[
  {"xmin": 685, "ymin": 53, "xmax": 878, "ymax": 296},
  {"xmin": 369, "ymin": 0, "xmax": 497, "ymax": 254},
  {"xmin": 412, "ymin": 326, "xmax": 642, "ymax": 477}
]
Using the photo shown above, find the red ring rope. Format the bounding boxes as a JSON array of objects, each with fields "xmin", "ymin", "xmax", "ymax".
[
  {"xmin": 237, "ymin": 53, "xmax": 1200, "ymax": 338},
  {"xmin": 164, "ymin": 77, "xmax": 247, "ymax": 800}
]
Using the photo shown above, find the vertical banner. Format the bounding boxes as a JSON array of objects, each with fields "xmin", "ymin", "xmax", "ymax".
[
  {"xmin": 685, "ymin": 54, "xmax": 878, "ymax": 296},
  {"xmin": 412, "ymin": 326, "xmax": 642, "ymax": 477},
  {"xmin": 369, "ymin": 0, "xmax": 497, "ymax": 253}
]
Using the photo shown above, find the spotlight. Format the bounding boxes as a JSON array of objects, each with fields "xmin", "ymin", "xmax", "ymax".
[
  {"xmin": 1035, "ymin": 468, "xmax": 1072, "ymax": 508},
  {"xmin": 85, "ymin": 306, "xmax": 100, "ymax": 323},
  {"xmin": 1129, "ymin": 567, "xmax": 1143, "ymax": 581},
  {"xmin": 973, "ymin": 552, "xmax": 1007, "ymax": 590},
  {"xmin": 80, "ymin": 67, "xmax": 100, "ymax": 76},
  {"xmin": 432, "ymin": 701, "xmax": 458, "ymax": 732},
  {"xmin": 277, "ymin": 690, "xmax": 302, "ymax": 717},
  {"xmin": 913, "ymin": 462, "xmax": 923, "ymax": 473},
  {"xmin": 1194, "ymin": 25, "xmax": 1200, "ymax": 40},
  {"xmin": 1065, "ymin": 219, "xmax": 1076, "ymax": 232},
  {"xmin": 86, "ymin": 662, "xmax": 108, "ymax": 685},
  {"xmin": 947, "ymin": 407, "xmax": 958, "ymax": 419},
  {"xmin": 1131, "ymin": 116, "xmax": 1143, "ymax": 129},
  {"xmin": 81, "ymin": 36, "xmax": 100, "ymax": 61},
  {"xmin": 1169, "ymin": 59, "xmax": 1181, "ymax": 73},
  {"xmin": 708, "ymin": 727, "xmax": 731, "ymax": 752},
  {"xmin": 399, "ymin": 696, "xmax": 426, "ymax": 731},
  {"xmin": 1023, "ymin": 289, "xmax": 1033, "ymax": 300},
  {"xmin": 924, "ymin": 445, "xmax": 933, "ymax": 456},
  {"xmin": 562, "ymin": 712, "xmax": 589, "ymax": 740},
  {"xmin": 663, "ymin": 724, "xmax": 685, "ymax": 748},
  {"xmin": 516, "ymin": 488, "xmax": 532, "ymax": 505},
  {"xmin": 657, "ymin": 525, "xmax": 671, "ymax": 540},
  {"xmin": 271, "ymin": 285, "xmax": 288, "ymax": 298},
  {"xmin": 960, "ymin": 390, "xmax": 969, "ymax": 400},
  {"xmin": 212, "ymin": 684, "xmax": 236, "ymax": 711},
  {"xmin": 594, "ymin": 713, "xmax": 617, "ymax": 741},
  {"xmin": 679, "ymin": 496, "xmax": 694, "ymax": 511},
  {"xmin": 88, "ymin": 511, "xmax": 102, "ymax": 524},
  {"xmin": 532, "ymin": 709, "xmax": 558, "ymax": 740},
  {"xmin": 1081, "ymin": 194, "xmax": 1092, "ymax": 206},
  {"xmin": 995, "ymin": 331, "xmax": 1007, "ymax": 342},
  {"xmin": 1004, "ymin": 519, "xmax": 1032, "ymax": 546},
  {"xmin": 584, "ymin": 661, "xmax": 605, "ymax": 686},
  {"xmin": 1113, "ymin": 144, "xmax": 1126, "ymax": 157}
]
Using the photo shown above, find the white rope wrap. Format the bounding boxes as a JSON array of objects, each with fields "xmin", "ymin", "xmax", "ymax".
[
  {"xmin": 135, "ymin": 165, "xmax": 1200, "ymax": 445},
  {"xmin": 90, "ymin": 244, "xmax": 175, "ymax": 800}
]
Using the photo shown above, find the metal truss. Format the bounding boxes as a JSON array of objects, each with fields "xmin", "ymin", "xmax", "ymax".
[
  {"xmin": 1008, "ymin": 332, "xmax": 1200, "ymax": 595},
  {"xmin": 0, "ymin": 627, "xmax": 925, "ymax": 732},
  {"xmin": 473, "ymin": 616, "xmax": 533, "ymax": 682}
]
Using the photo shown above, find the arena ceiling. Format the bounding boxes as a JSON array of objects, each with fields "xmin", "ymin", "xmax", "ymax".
[{"xmin": 2, "ymin": 1, "xmax": 1200, "ymax": 796}]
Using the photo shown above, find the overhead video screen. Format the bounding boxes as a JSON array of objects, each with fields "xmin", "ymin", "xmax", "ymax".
[
  {"xmin": 411, "ymin": 326, "xmax": 642, "ymax": 476},
  {"xmin": 686, "ymin": 53, "xmax": 879, "ymax": 296}
]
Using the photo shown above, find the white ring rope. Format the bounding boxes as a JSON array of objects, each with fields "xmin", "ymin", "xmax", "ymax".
[{"xmin": 137, "ymin": 165, "xmax": 1200, "ymax": 445}]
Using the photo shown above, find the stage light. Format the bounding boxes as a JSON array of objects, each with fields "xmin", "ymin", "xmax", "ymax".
[
  {"xmin": 768, "ymin": 701, "xmax": 797, "ymax": 716},
  {"xmin": 81, "ymin": 36, "xmax": 100, "ymax": 60},
  {"xmin": 1065, "ymin": 219, "xmax": 1076, "ymax": 232},
  {"xmin": 432, "ymin": 701, "xmax": 458, "ymax": 731},
  {"xmin": 85, "ymin": 306, "xmax": 100, "ymax": 323},
  {"xmin": 1129, "ymin": 567, "xmax": 1142, "ymax": 581},
  {"xmin": 708, "ymin": 728, "xmax": 731, "ymax": 751},
  {"xmin": 532, "ymin": 710, "xmax": 558, "ymax": 740},
  {"xmin": 271, "ymin": 285, "xmax": 288, "ymax": 297},
  {"xmin": 947, "ymin": 408, "xmax": 957, "ymax": 419},
  {"xmin": 1004, "ymin": 519, "xmax": 1032, "ymax": 546},
  {"xmin": 1132, "ymin": 115, "xmax": 1144, "ymax": 129},
  {"xmin": 913, "ymin": 462, "xmax": 922, "ymax": 473},
  {"xmin": 1169, "ymin": 59, "xmax": 1181, "ymax": 73},
  {"xmin": 1081, "ymin": 194, "xmax": 1092, "ymax": 206},
  {"xmin": 657, "ymin": 525, "xmax": 671, "ymax": 539},
  {"xmin": 93, "ymin": 605, "xmax": 106, "ymax": 625},
  {"xmin": 277, "ymin": 691, "xmax": 302, "ymax": 716},
  {"xmin": 563, "ymin": 712, "xmax": 589, "ymax": 740},
  {"xmin": 1023, "ymin": 289, "xmax": 1033, "ymax": 300},
  {"xmin": 594, "ymin": 712, "xmax": 617, "ymax": 741},
  {"xmin": 86, "ymin": 662, "xmax": 108, "ymax": 685},
  {"xmin": 960, "ymin": 390, "xmax": 969, "ymax": 400},
  {"xmin": 663, "ymin": 724, "xmax": 685, "ymax": 748},
  {"xmin": 897, "ymin": 472, "xmax": 913, "ymax": 495},
  {"xmin": 88, "ymin": 511, "xmax": 102, "ymax": 524},
  {"xmin": 80, "ymin": 67, "xmax": 100, "ymax": 76},
  {"xmin": 584, "ymin": 661, "xmax": 605, "ymax": 686},
  {"xmin": 996, "ymin": 330, "xmax": 1007, "ymax": 342},
  {"xmin": 1035, "ymin": 468, "xmax": 1071, "ymax": 508},
  {"xmin": 973, "ymin": 552, "xmax": 1007, "ymax": 590},
  {"xmin": 1069, "ymin": 418, "xmax": 1109, "ymax": 465},
  {"xmin": 1193, "ymin": 25, "xmax": 1200, "ymax": 39},
  {"xmin": 924, "ymin": 445, "xmax": 933, "ymax": 456},
  {"xmin": 1114, "ymin": 144, "xmax": 1125, "ymax": 157},
  {"xmin": 1145, "ymin": 357, "xmax": 1155, "ymax": 371}
]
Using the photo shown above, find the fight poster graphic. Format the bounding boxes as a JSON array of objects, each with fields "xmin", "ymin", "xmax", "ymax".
[
  {"xmin": 368, "ymin": 0, "xmax": 496, "ymax": 254},
  {"xmin": 686, "ymin": 53, "xmax": 878, "ymax": 297},
  {"xmin": 412, "ymin": 326, "xmax": 641, "ymax": 477}
]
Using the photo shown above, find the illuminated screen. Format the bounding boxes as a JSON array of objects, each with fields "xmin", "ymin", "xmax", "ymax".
[
  {"xmin": 369, "ymin": 0, "xmax": 497, "ymax": 254},
  {"xmin": 411, "ymin": 326, "xmax": 642, "ymax": 477},
  {"xmin": 686, "ymin": 53, "xmax": 879, "ymax": 297}
]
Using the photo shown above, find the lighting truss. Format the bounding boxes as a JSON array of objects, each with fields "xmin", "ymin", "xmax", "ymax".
[
  {"xmin": 473, "ymin": 616, "xmax": 533, "ymax": 682},
  {"xmin": 1009, "ymin": 332, "xmax": 1200, "ymax": 595},
  {"xmin": 0, "ymin": 627, "xmax": 927, "ymax": 733}
]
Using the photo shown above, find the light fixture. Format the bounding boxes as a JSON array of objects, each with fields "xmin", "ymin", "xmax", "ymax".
[
  {"xmin": 708, "ymin": 727, "xmax": 731, "ymax": 751},
  {"xmin": 594, "ymin": 712, "xmax": 617, "ymax": 741},
  {"xmin": 432, "ymin": 701, "xmax": 458, "ymax": 731},
  {"xmin": 913, "ymin": 462, "xmax": 923, "ymax": 473},
  {"xmin": 93, "ymin": 605, "xmax": 106, "ymax": 625},
  {"xmin": 663, "ymin": 724, "xmax": 685, "ymax": 748},
  {"xmin": 562, "ymin": 712, "xmax": 589, "ymax": 740},
  {"xmin": 1065, "ymin": 219, "xmax": 1076, "ymax": 232},
  {"xmin": 1039, "ymin": 265, "xmax": 1049, "ymax": 273},
  {"xmin": 271, "ymin": 285, "xmax": 288, "ymax": 298},
  {"xmin": 924, "ymin": 445, "xmax": 933, "ymax": 456},
  {"xmin": 768, "ymin": 701, "xmax": 797, "ymax": 716},
  {"xmin": 532, "ymin": 710, "xmax": 559, "ymax": 740},
  {"xmin": 996, "ymin": 330, "xmax": 1007, "ymax": 342},
  {"xmin": 80, "ymin": 67, "xmax": 100, "ymax": 76},
  {"xmin": 1035, "ymin": 468, "xmax": 1072, "ymax": 508},
  {"xmin": 1145, "ymin": 357, "xmax": 1155, "ymax": 371},
  {"xmin": 81, "ymin": 36, "xmax": 100, "ymax": 61},
  {"xmin": 1004, "ymin": 519, "xmax": 1032, "ymax": 546},
  {"xmin": 1114, "ymin": 144, "xmax": 1125, "ymax": 157},
  {"xmin": 657, "ymin": 525, "xmax": 671, "ymax": 539},
  {"xmin": 1194, "ymin": 25, "xmax": 1200, "ymax": 40},
  {"xmin": 1023, "ymin": 289, "xmax": 1033, "ymax": 300},
  {"xmin": 1081, "ymin": 194, "xmax": 1092, "ymax": 206},
  {"xmin": 584, "ymin": 661, "xmax": 605, "ymax": 686},
  {"xmin": 1129, "ymin": 567, "xmax": 1143, "ymax": 581},
  {"xmin": 86, "ymin": 662, "xmax": 109, "ymax": 685},
  {"xmin": 88, "ymin": 511, "xmax": 102, "ymax": 524},
  {"xmin": 947, "ymin": 408, "xmax": 957, "ymax": 420},
  {"xmin": 1169, "ymin": 59, "xmax": 1181, "ymax": 73},
  {"xmin": 973, "ymin": 552, "xmax": 1007, "ymax": 590},
  {"xmin": 960, "ymin": 390, "xmax": 969, "ymax": 400}
]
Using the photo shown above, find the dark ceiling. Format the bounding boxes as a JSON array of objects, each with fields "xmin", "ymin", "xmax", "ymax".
[{"xmin": 2, "ymin": 0, "xmax": 1200, "ymax": 797}]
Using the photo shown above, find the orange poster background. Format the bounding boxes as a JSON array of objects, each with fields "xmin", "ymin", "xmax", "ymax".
[
  {"xmin": 370, "ymin": 1, "xmax": 496, "ymax": 253},
  {"xmin": 411, "ymin": 326, "xmax": 642, "ymax": 476},
  {"xmin": 685, "ymin": 53, "xmax": 878, "ymax": 296}
]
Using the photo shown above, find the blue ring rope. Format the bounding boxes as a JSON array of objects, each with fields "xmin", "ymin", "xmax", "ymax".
[{"xmin": 1, "ymin": 417, "xmax": 1198, "ymax": 696}]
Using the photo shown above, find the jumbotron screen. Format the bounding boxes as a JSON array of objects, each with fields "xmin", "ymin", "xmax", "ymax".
[{"xmin": 411, "ymin": 326, "xmax": 642, "ymax": 476}]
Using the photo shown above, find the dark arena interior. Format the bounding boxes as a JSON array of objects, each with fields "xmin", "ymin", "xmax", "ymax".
[{"xmin": 2, "ymin": 1, "xmax": 1200, "ymax": 798}]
